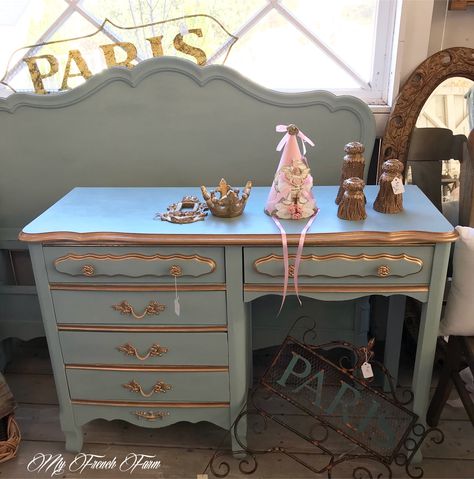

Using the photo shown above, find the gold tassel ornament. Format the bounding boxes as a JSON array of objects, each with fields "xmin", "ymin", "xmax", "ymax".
[
  {"xmin": 337, "ymin": 177, "xmax": 367, "ymax": 221},
  {"xmin": 373, "ymin": 159, "xmax": 404, "ymax": 214},
  {"xmin": 335, "ymin": 142, "xmax": 366, "ymax": 205}
]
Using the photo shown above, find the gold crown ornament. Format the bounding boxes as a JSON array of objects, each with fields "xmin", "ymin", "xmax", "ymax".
[{"xmin": 201, "ymin": 178, "xmax": 252, "ymax": 218}]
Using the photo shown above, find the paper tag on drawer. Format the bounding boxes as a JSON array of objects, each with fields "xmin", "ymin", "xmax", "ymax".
[
  {"xmin": 197, "ymin": 475, "xmax": 208, "ymax": 479},
  {"xmin": 174, "ymin": 275, "xmax": 180, "ymax": 316},
  {"xmin": 391, "ymin": 177, "xmax": 405, "ymax": 195}
]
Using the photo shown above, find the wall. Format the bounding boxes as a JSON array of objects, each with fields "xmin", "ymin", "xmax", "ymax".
[
  {"xmin": 374, "ymin": 0, "xmax": 474, "ymax": 136},
  {"xmin": 429, "ymin": 0, "xmax": 474, "ymax": 53}
]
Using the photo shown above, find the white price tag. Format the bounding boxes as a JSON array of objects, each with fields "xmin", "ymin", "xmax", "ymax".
[
  {"xmin": 197, "ymin": 475, "xmax": 208, "ymax": 479},
  {"xmin": 361, "ymin": 361, "xmax": 374, "ymax": 379},
  {"xmin": 391, "ymin": 177, "xmax": 405, "ymax": 195},
  {"xmin": 174, "ymin": 297, "xmax": 180, "ymax": 316}
]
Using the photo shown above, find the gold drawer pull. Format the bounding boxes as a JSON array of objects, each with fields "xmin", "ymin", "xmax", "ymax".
[
  {"xmin": 117, "ymin": 343, "xmax": 169, "ymax": 360},
  {"xmin": 169, "ymin": 265, "xmax": 182, "ymax": 277},
  {"xmin": 112, "ymin": 300, "xmax": 166, "ymax": 319},
  {"xmin": 288, "ymin": 264, "xmax": 295, "ymax": 278},
  {"xmin": 123, "ymin": 379, "xmax": 172, "ymax": 398},
  {"xmin": 133, "ymin": 410, "xmax": 169, "ymax": 421},
  {"xmin": 377, "ymin": 265, "xmax": 391, "ymax": 277},
  {"xmin": 81, "ymin": 264, "xmax": 95, "ymax": 276}
]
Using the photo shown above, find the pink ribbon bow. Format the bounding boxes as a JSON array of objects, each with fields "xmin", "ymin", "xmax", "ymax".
[{"xmin": 275, "ymin": 124, "xmax": 315, "ymax": 155}]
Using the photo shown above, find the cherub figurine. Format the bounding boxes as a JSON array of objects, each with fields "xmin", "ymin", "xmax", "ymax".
[{"xmin": 273, "ymin": 157, "xmax": 316, "ymax": 219}]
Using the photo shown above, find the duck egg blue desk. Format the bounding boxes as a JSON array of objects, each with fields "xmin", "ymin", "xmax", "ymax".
[{"xmin": 20, "ymin": 184, "xmax": 456, "ymax": 452}]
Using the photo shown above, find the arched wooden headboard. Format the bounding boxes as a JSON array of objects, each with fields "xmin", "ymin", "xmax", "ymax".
[{"xmin": 0, "ymin": 57, "xmax": 375, "ymax": 232}]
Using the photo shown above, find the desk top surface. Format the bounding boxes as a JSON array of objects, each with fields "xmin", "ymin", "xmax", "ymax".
[{"xmin": 20, "ymin": 186, "xmax": 457, "ymax": 245}]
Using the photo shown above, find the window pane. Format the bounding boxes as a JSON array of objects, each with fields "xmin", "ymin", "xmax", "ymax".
[
  {"xmin": 0, "ymin": 0, "xmax": 395, "ymax": 100},
  {"xmin": 282, "ymin": 0, "xmax": 377, "ymax": 82},
  {"xmin": 80, "ymin": 0, "xmax": 267, "ymax": 60},
  {"xmin": 225, "ymin": 9, "xmax": 358, "ymax": 91},
  {"xmin": 0, "ymin": 0, "xmax": 67, "ymax": 84},
  {"xmin": 81, "ymin": 0, "xmax": 267, "ymax": 34}
]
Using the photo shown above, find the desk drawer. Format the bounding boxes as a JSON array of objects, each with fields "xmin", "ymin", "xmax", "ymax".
[
  {"xmin": 51, "ymin": 289, "xmax": 226, "ymax": 325},
  {"xmin": 244, "ymin": 246, "xmax": 434, "ymax": 284},
  {"xmin": 59, "ymin": 330, "xmax": 228, "ymax": 366},
  {"xmin": 44, "ymin": 246, "xmax": 224, "ymax": 283},
  {"xmin": 66, "ymin": 368, "xmax": 229, "ymax": 402},
  {"xmin": 73, "ymin": 402, "xmax": 230, "ymax": 430}
]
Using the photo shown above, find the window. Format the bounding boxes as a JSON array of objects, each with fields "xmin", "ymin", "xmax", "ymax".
[{"xmin": 0, "ymin": 0, "xmax": 398, "ymax": 104}]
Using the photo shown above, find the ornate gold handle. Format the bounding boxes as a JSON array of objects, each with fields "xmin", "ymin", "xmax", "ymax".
[
  {"xmin": 123, "ymin": 379, "xmax": 172, "ymax": 398},
  {"xmin": 377, "ymin": 265, "xmax": 391, "ymax": 277},
  {"xmin": 169, "ymin": 265, "xmax": 182, "ymax": 277},
  {"xmin": 81, "ymin": 264, "xmax": 95, "ymax": 276},
  {"xmin": 117, "ymin": 343, "xmax": 169, "ymax": 360},
  {"xmin": 133, "ymin": 410, "xmax": 169, "ymax": 421},
  {"xmin": 112, "ymin": 300, "xmax": 166, "ymax": 319}
]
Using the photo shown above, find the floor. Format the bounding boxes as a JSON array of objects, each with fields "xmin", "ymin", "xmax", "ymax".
[{"xmin": 1, "ymin": 338, "xmax": 473, "ymax": 479}]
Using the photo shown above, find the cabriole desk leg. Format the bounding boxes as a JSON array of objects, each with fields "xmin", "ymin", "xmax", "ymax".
[
  {"xmin": 29, "ymin": 243, "xmax": 84, "ymax": 452},
  {"xmin": 384, "ymin": 295, "xmax": 406, "ymax": 391},
  {"xmin": 225, "ymin": 246, "xmax": 251, "ymax": 456},
  {"xmin": 411, "ymin": 242, "xmax": 451, "ymax": 462},
  {"xmin": 63, "ymin": 424, "xmax": 84, "ymax": 452}
]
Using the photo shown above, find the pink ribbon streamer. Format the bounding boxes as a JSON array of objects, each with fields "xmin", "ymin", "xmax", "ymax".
[
  {"xmin": 275, "ymin": 124, "xmax": 315, "ymax": 156},
  {"xmin": 272, "ymin": 216, "xmax": 289, "ymax": 316},
  {"xmin": 293, "ymin": 210, "xmax": 319, "ymax": 305},
  {"xmin": 272, "ymin": 210, "xmax": 319, "ymax": 315}
]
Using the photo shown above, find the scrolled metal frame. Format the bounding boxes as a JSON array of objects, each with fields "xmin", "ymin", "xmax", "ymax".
[{"xmin": 203, "ymin": 334, "xmax": 444, "ymax": 478}]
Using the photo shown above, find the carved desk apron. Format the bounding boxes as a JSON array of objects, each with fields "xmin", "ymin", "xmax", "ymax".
[{"xmin": 19, "ymin": 185, "xmax": 457, "ymax": 452}]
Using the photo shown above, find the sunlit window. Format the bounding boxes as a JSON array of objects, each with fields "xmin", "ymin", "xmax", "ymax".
[{"xmin": 0, "ymin": 0, "xmax": 397, "ymax": 103}]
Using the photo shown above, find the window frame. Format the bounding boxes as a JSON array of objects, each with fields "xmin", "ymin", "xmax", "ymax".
[{"xmin": 0, "ymin": 0, "xmax": 404, "ymax": 107}]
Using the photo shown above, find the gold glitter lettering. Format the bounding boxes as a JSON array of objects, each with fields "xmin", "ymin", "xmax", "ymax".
[
  {"xmin": 146, "ymin": 36, "xmax": 164, "ymax": 57},
  {"xmin": 173, "ymin": 29, "xmax": 207, "ymax": 66},
  {"xmin": 99, "ymin": 42, "xmax": 137, "ymax": 68},
  {"xmin": 23, "ymin": 55, "xmax": 59, "ymax": 94},
  {"xmin": 60, "ymin": 50, "xmax": 92, "ymax": 90}
]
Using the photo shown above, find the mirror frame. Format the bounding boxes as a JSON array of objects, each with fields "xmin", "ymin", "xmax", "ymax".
[{"xmin": 380, "ymin": 47, "xmax": 474, "ymax": 176}]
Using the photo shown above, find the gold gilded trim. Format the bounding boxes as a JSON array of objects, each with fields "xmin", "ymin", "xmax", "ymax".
[
  {"xmin": 244, "ymin": 284, "xmax": 429, "ymax": 294},
  {"xmin": 19, "ymin": 230, "xmax": 459, "ymax": 245},
  {"xmin": 66, "ymin": 364, "xmax": 228, "ymax": 372},
  {"xmin": 71, "ymin": 399, "xmax": 229, "ymax": 408},
  {"xmin": 53, "ymin": 252, "xmax": 217, "ymax": 277},
  {"xmin": 253, "ymin": 252, "xmax": 424, "ymax": 278},
  {"xmin": 50, "ymin": 283, "xmax": 226, "ymax": 291},
  {"xmin": 57, "ymin": 325, "xmax": 227, "ymax": 332}
]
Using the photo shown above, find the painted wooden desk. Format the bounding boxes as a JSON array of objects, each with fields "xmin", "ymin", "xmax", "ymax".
[{"xmin": 20, "ymin": 185, "xmax": 457, "ymax": 452}]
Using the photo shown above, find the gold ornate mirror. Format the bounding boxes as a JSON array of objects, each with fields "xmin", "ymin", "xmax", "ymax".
[{"xmin": 380, "ymin": 47, "xmax": 474, "ymax": 173}]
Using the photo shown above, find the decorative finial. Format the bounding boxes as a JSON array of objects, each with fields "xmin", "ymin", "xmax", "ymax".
[{"xmin": 287, "ymin": 124, "xmax": 299, "ymax": 135}]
